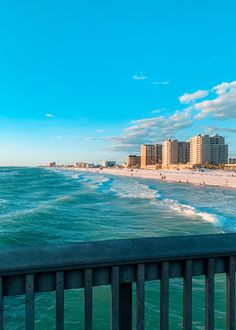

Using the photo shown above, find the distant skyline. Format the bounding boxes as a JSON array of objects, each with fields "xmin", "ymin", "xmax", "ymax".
[{"xmin": 0, "ymin": 0, "xmax": 236, "ymax": 165}]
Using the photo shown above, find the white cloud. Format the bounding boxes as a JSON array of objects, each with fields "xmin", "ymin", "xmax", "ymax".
[
  {"xmin": 105, "ymin": 80, "xmax": 236, "ymax": 154},
  {"xmin": 207, "ymin": 126, "xmax": 236, "ymax": 134},
  {"xmin": 133, "ymin": 73, "xmax": 148, "ymax": 81},
  {"xmin": 151, "ymin": 81, "xmax": 170, "ymax": 85},
  {"xmin": 132, "ymin": 73, "xmax": 170, "ymax": 85},
  {"xmin": 212, "ymin": 81, "xmax": 236, "ymax": 95},
  {"xmin": 194, "ymin": 81, "xmax": 236, "ymax": 119},
  {"xmin": 170, "ymin": 107, "xmax": 193, "ymax": 122},
  {"xmin": 150, "ymin": 108, "xmax": 165, "ymax": 114},
  {"xmin": 96, "ymin": 129, "xmax": 104, "ymax": 133},
  {"xmin": 179, "ymin": 90, "xmax": 209, "ymax": 104},
  {"xmin": 45, "ymin": 113, "xmax": 55, "ymax": 118},
  {"xmin": 107, "ymin": 111, "xmax": 192, "ymax": 153}
]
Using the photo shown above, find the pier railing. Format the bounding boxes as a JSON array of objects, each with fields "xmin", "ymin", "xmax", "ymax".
[{"xmin": 1, "ymin": 233, "xmax": 236, "ymax": 329}]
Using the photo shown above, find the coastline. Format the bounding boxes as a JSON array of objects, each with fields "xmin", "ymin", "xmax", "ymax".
[{"xmin": 63, "ymin": 167, "xmax": 236, "ymax": 189}]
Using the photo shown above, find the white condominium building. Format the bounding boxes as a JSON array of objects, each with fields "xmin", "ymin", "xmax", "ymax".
[
  {"xmin": 189, "ymin": 134, "xmax": 228, "ymax": 165},
  {"xmin": 162, "ymin": 139, "xmax": 179, "ymax": 166}
]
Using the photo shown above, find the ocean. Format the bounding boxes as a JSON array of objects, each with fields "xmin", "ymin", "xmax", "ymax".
[{"xmin": 1, "ymin": 167, "xmax": 236, "ymax": 329}]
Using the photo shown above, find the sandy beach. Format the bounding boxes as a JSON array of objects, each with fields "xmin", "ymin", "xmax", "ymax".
[{"xmin": 70, "ymin": 167, "xmax": 236, "ymax": 189}]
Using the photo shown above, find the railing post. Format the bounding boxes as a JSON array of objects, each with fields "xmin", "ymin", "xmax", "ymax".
[
  {"xmin": 56, "ymin": 271, "xmax": 64, "ymax": 330},
  {"xmin": 25, "ymin": 274, "xmax": 35, "ymax": 330},
  {"xmin": 84, "ymin": 269, "xmax": 93, "ymax": 330},
  {"xmin": 183, "ymin": 260, "xmax": 192, "ymax": 330},
  {"xmin": 0, "ymin": 277, "xmax": 3, "ymax": 330},
  {"xmin": 205, "ymin": 258, "xmax": 215, "ymax": 330},
  {"xmin": 136, "ymin": 264, "xmax": 145, "ymax": 330},
  {"xmin": 111, "ymin": 266, "xmax": 120, "ymax": 330},
  {"xmin": 119, "ymin": 283, "xmax": 132, "ymax": 330},
  {"xmin": 160, "ymin": 262, "xmax": 169, "ymax": 330},
  {"xmin": 226, "ymin": 256, "xmax": 235, "ymax": 330}
]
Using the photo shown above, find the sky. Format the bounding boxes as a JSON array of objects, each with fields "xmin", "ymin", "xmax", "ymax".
[{"xmin": 0, "ymin": 0, "xmax": 236, "ymax": 165}]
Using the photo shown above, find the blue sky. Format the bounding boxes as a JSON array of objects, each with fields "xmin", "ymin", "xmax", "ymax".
[{"xmin": 0, "ymin": 0, "xmax": 236, "ymax": 165}]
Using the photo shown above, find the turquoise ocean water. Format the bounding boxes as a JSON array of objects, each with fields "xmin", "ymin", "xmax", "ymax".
[{"xmin": 1, "ymin": 167, "xmax": 236, "ymax": 329}]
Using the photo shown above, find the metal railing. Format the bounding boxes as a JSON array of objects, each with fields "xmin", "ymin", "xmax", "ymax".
[{"xmin": 1, "ymin": 233, "xmax": 236, "ymax": 329}]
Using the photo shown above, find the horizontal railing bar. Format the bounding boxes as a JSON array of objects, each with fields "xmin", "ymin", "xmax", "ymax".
[
  {"xmin": 1, "ymin": 234, "xmax": 236, "ymax": 275},
  {"xmin": 1, "ymin": 256, "xmax": 235, "ymax": 297}
]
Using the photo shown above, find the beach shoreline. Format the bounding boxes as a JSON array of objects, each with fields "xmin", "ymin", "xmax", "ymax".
[{"xmin": 61, "ymin": 167, "xmax": 236, "ymax": 189}]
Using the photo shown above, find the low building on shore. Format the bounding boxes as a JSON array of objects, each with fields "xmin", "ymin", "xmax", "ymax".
[
  {"xmin": 101, "ymin": 160, "xmax": 116, "ymax": 168},
  {"xmin": 125, "ymin": 155, "xmax": 141, "ymax": 168},
  {"xmin": 74, "ymin": 162, "xmax": 98, "ymax": 168},
  {"xmin": 229, "ymin": 158, "xmax": 236, "ymax": 164},
  {"xmin": 48, "ymin": 162, "xmax": 56, "ymax": 167}
]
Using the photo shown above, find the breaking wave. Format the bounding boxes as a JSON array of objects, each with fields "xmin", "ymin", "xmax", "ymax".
[
  {"xmin": 160, "ymin": 198, "xmax": 220, "ymax": 224},
  {"xmin": 110, "ymin": 179, "xmax": 159, "ymax": 199}
]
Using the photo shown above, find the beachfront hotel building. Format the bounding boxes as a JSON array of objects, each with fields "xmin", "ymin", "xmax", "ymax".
[
  {"xmin": 189, "ymin": 134, "xmax": 228, "ymax": 166},
  {"xmin": 141, "ymin": 144, "xmax": 162, "ymax": 168},
  {"xmin": 126, "ymin": 155, "xmax": 141, "ymax": 168},
  {"xmin": 162, "ymin": 139, "xmax": 178, "ymax": 166},
  {"xmin": 162, "ymin": 140, "xmax": 190, "ymax": 167},
  {"xmin": 178, "ymin": 141, "xmax": 190, "ymax": 164}
]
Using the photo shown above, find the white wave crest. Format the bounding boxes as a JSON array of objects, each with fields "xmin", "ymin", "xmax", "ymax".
[
  {"xmin": 111, "ymin": 179, "xmax": 159, "ymax": 199},
  {"xmin": 161, "ymin": 198, "xmax": 219, "ymax": 224},
  {"xmin": 77, "ymin": 174, "xmax": 111, "ymax": 188}
]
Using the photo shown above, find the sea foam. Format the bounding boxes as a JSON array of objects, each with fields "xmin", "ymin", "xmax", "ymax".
[
  {"xmin": 110, "ymin": 179, "xmax": 159, "ymax": 199},
  {"xmin": 160, "ymin": 198, "xmax": 219, "ymax": 224}
]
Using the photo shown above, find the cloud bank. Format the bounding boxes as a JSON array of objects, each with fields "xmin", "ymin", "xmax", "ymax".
[
  {"xmin": 106, "ymin": 80, "xmax": 236, "ymax": 153},
  {"xmin": 179, "ymin": 90, "xmax": 209, "ymax": 104}
]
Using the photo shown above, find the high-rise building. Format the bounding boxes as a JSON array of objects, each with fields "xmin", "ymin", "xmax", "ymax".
[
  {"xmin": 155, "ymin": 144, "xmax": 163, "ymax": 164},
  {"xmin": 210, "ymin": 135, "xmax": 228, "ymax": 165},
  {"xmin": 141, "ymin": 144, "xmax": 156, "ymax": 168},
  {"xmin": 178, "ymin": 142, "xmax": 190, "ymax": 164},
  {"xmin": 140, "ymin": 144, "xmax": 162, "ymax": 168},
  {"xmin": 189, "ymin": 134, "xmax": 228, "ymax": 166},
  {"xmin": 162, "ymin": 140, "xmax": 190, "ymax": 167},
  {"xmin": 162, "ymin": 140, "xmax": 179, "ymax": 166},
  {"xmin": 126, "ymin": 155, "xmax": 141, "ymax": 168},
  {"xmin": 189, "ymin": 135, "xmax": 211, "ymax": 165}
]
